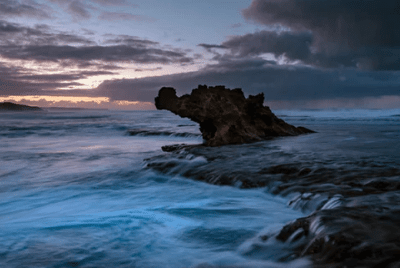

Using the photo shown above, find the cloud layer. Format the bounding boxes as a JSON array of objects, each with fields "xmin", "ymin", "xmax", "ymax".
[
  {"xmin": 0, "ymin": 0, "xmax": 51, "ymax": 19},
  {"xmin": 94, "ymin": 58, "xmax": 400, "ymax": 105},
  {"xmin": 242, "ymin": 0, "xmax": 400, "ymax": 70},
  {"xmin": 0, "ymin": 19, "xmax": 194, "ymax": 97},
  {"xmin": 0, "ymin": 20, "xmax": 193, "ymax": 66},
  {"xmin": 0, "ymin": 0, "xmax": 399, "ymax": 110}
]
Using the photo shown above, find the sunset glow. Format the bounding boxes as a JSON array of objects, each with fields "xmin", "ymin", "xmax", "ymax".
[
  {"xmin": 0, "ymin": 0, "xmax": 399, "ymax": 109},
  {"xmin": 0, "ymin": 95, "xmax": 154, "ymax": 110},
  {"xmin": 0, "ymin": 95, "xmax": 109, "ymax": 104},
  {"xmin": 1, "ymin": 2, "xmax": 400, "ymax": 268}
]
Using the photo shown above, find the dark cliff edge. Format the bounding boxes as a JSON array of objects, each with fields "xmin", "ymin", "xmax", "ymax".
[
  {"xmin": 155, "ymin": 85, "xmax": 314, "ymax": 146},
  {"xmin": 0, "ymin": 102, "xmax": 43, "ymax": 111}
]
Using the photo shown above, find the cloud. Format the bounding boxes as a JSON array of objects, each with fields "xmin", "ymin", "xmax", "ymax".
[
  {"xmin": 198, "ymin": 44, "xmax": 228, "ymax": 51},
  {"xmin": 47, "ymin": 0, "xmax": 93, "ymax": 20},
  {"xmin": 0, "ymin": 20, "xmax": 95, "ymax": 46},
  {"xmin": 90, "ymin": 0, "xmax": 134, "ymax": 6},
  {"xmin": 17, "ymin": 70, "xmax": 114, "ymax": 82},
  {"xmin": 134, "ymin": 67, "xmax": 162, "ymax": 72},
  {"xmin": 217, "ymin": 30, "xmax": 400, "ymax": 70},
  {"xmin": 0, "ymin": 21, "xmax": 194, "ymax": 65},
  {"xmin": 242, "ymin": 0, "xmax": 400, "ymax": 70},
  {"xmin": 243, "ymin": 0, "xmax": 400, "ymax": 47},
  {"xmin": 67, "ymin": 0, "xmax": 91, "ymax": 19},
  {"xmin": 230, "ymin": 23, "xmax": 242, "ymax": 29},
  {"xmin": 0, "ymin": 20, "xmax": 194, "ymax": 98},
  {"xmin": 46, "ymin": 0, "xmax": 138, "ymax": 20},
  {"xmin": 1, "ymin": 44, "xmax": 193, "ymax": 64},
  {"xmin": 0, "ymin": 77, "xmax": 84, "ymax": 96},
  {"xmin": 98, "ymin": 12, "xmax": 153, "ymax": 22},
  {"xmin": 221, "ymin": 30, "xmax": 313, "ymax": 61},
  {"xmin": 0, "ymin": 0, "xmax": 52, "ymax": 19},
  {"xmin": 103, "ymin": 34, "xmax": 158, "ymax": 47},
  {"xmin": 0, "ymin": 48, "xmax": 118, "ymax": 96},
  {"xmin": 93, "ymin": 58, "xmax": 400, "ymax": 104}
]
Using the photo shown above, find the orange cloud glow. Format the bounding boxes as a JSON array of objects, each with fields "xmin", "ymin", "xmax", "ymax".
[
  {"xmin": 0, "ymin": 95, "xmax": 109, "ymax": 103},
  {"xmin": 0, "ymin": 95, "xmax": 155, "ymax": 110}
]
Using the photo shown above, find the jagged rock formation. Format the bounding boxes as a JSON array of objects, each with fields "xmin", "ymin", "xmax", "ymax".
[
  {"xmin": 155, "ymin": 85, "xmax": 314, "ymax": 146},
  {"xmin": 0, "ymin": 102, "xmax": 42, "ymax": 111}
]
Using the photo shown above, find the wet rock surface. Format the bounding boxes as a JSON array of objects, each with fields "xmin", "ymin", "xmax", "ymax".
[
  {"xmin": 145, "ymin": 138, "xmax": 400, "ymax": 267},
  {"xmin": 276, "ymin": 197, "xmax": 400, "ymax": 268},
  {"xmin": 155, "ymin": 85, "xmax": 314, "ymax": 146}
]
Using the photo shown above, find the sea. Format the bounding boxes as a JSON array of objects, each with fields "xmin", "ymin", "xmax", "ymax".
[{"xmin": 0, "ymin": 108, "xmax": 399, "ymax": 268}]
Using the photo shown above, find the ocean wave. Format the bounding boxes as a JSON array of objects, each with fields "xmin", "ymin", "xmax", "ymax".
[
  {"xmin": 128, "ymin": 129, "xmax": 202, "ymax": 138},
  {"xmin": 145, "ymin": 140, "xmax": 400, "ymax": 267}
]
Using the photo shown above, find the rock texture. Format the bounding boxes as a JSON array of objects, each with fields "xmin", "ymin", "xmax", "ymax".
[
  {"xmin": 0, "ymin": 102, "xmax": 42, "ymax": 111},
  {"xmin": 155, "ymin": 85, "xmax": 314, "ymax": 146}
]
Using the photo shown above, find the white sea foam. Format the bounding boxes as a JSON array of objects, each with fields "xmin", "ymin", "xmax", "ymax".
[{"xmin": 0, "ymin": 109, "xmax": 399, "ymax": 267}]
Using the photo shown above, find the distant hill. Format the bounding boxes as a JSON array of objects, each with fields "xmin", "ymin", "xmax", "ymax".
[{"xmin": 0, "ymin": 102, "xmax": 43, "ymax": 111}]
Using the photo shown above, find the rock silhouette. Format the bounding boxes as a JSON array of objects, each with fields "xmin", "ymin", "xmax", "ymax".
[
  {"xmin": 0, "ymin": 102, "xmax": 42, "ymax": 111},
  {"xmin": 155, "ymin": 85, "xmax": 314, "ymax": 146}
]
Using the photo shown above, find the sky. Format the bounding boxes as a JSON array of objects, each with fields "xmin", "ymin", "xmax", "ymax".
[{"xmin": 1, "ymin": 0, "xmax": 400, "ymax": 110}]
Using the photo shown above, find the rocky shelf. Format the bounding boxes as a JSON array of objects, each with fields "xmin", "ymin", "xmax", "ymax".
[
  {"xmin": 145, "ymin": 143, "xmax": 400, "ymax": 268},
  {"xmin": 155, "ymin": 85, "xmax": 314, "ymax": 146},
  {"xmin": 150, "ymin": 85, "xmax": 400, "ymax": 267}
]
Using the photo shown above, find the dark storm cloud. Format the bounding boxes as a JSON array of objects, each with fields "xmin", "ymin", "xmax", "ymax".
[
  {"xmin": 0, "ymin": 0, "xmax": 51, "ymax": 19},
  {"xmin": 94, "ymin": 58, "xmax": 400, "ymax": 103},
  {"xmin": 242, "ymin": 0, "xmax": 400, "ymax": 70},
  {"xmin": 221, "ymin": 30, "xmax": 313, "ymax": 61},
  {"xmin": 215, "ymin": 30, "xmax": 364, "ymax": 69},
  {"xmin": 243, "ymin": 0, "xmax": 400, "ymax": 47}
]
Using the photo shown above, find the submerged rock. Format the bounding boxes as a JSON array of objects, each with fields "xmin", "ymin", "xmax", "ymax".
[{"xmin": 155, "ymin": 85, "xmax": 314, "ymax": 146}]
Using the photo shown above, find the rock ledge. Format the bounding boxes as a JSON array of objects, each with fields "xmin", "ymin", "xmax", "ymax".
[{"xmin": 155, "ymin": 85, "xmax": 314, "ymax": 146}]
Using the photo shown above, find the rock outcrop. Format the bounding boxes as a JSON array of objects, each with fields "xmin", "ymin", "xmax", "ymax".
[
  {"xmin": 155, "ymin": 85, "xmax": 314, "ymax": 146},
  {"xmin": 0, "ymin": 102, "xmax": 42, "ymax": 111}
]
